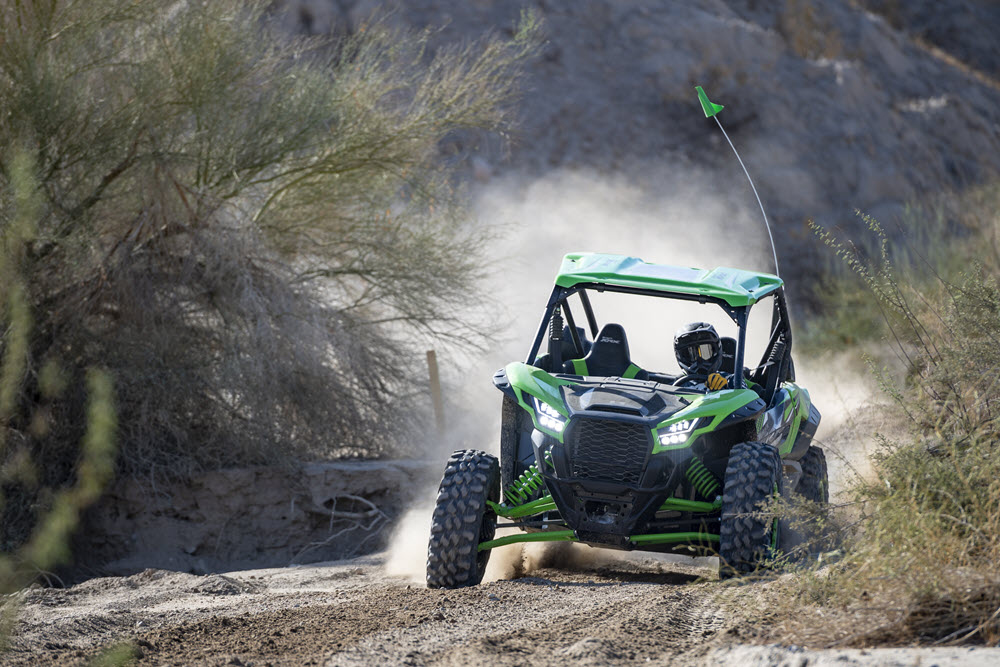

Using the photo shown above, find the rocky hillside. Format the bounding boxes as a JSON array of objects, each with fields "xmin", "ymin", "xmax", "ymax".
[{"xmin": 277, "ymin": 0, "xmax": 1000, "ymax": 285}]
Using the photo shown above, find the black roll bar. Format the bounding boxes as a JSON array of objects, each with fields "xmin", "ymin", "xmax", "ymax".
[{"xmin": 525, "ymin": 284, "xmax": 766, "ymax": 390}]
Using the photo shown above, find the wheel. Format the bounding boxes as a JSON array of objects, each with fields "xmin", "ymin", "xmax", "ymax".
[
  {"xmin": 781, "ymin": 445, "xmax": 830, "ymax": 558},
  {"xmin": 718, "ymin": 441, "xmax": 783, "ymax": 578},
  {"xmin": 426, "ymin": 449, "xmax": 500, "ymax": 589},
  {"xmin": 797, "ymin": 446, "xmax": 828, "ymax": 504},
  {"xmin": 499, "ymin": 395, "xmax": 521, "ymax": 492}
]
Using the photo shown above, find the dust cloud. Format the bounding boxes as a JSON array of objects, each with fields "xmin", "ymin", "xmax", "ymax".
[
  {"xmin": 483, "ymin": 541, "xmax": 646, "ymax": 582},
  {"xmin": 795, "ymin": 353, "xmax": 883, "ymax": 496},
  {"xmin": 385, "ymin": 505, "xmax": 435, "ymax": 583}
]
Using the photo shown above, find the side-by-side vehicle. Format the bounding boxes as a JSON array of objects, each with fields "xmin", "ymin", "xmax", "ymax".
[{"xmin": 426, "ymin": 253, "xmax": 826, "ymax": 587}]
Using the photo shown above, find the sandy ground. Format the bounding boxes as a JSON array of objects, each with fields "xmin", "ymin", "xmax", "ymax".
[{"xmin": 7, "ymin": 549, "xmax": 1000, "ymax": 667}]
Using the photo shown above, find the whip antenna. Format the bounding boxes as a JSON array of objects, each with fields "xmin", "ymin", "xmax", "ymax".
[{"xmin": 695, "ymin": 86, "xmax": 780, "ymax": 278}]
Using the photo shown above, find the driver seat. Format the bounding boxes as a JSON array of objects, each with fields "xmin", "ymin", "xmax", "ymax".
[{"xmin": 562, "ymin": 323, "xmax": 648, "ymax": 380}]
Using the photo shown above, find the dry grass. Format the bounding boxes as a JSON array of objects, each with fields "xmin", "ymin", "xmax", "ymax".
[{"xmin": 755, "ymin": 185, "xmax": 1000, "ymax": 646}]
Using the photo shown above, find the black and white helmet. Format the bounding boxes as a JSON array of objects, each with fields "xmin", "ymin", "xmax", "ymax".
[{"xmin": 674, "ymin": 322, "xmax": 722, "ymax": 375}]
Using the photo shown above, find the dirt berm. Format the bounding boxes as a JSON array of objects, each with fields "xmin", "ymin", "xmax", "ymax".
[
  {"xmin": 8, "ymin": 550, "xmax": 1000, "ymax": 666},
  {"xmin": 68, "ymin": 461, "xmax": 438, "ymax": 580}
]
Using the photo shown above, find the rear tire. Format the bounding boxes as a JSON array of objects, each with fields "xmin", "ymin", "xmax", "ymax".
[
  {"xmin": 426, "ymin": 450, "xmax": 500, "ymax": 589},
  {"xmin": 719, "ymin": 441, "xmax": 782, "ymax": 578},
  {"xmin": 797, "ymin": 446, "xmax": 829, "ymax": 504}
]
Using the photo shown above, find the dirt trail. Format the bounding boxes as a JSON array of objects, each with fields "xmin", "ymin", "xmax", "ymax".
[
  {"xmin": 8, "ymin": 551, "xmax": 1000, "ymax": 666},
  {"xmin": 7, "ymin": 552, "xmax": 719, "ymax": 666}
]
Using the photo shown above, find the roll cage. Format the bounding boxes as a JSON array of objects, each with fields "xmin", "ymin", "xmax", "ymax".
[{"xmin": 525, "ymin": 283, "xmax": 794, "ymax": 398}]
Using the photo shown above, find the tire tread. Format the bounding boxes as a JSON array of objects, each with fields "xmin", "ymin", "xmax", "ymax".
[
  {"xmin": 719, "ymin": 441, "xmax": 782, "ymax": 577},
  {"xmin": 426, "ymin": 449, "xmax": 499, "ymax": 589},
  {"xmin": 797, "ymin": 446, "xmax": 829, "ymax": 504}
]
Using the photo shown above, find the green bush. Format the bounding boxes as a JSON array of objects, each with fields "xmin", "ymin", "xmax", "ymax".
[{"xmin": 0, "ymin": 0, "xmax": 539, "ymax": 512}]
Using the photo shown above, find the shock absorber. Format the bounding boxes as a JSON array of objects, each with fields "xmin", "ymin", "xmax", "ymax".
[
  {"xmin": 549, "ymin": 305, "xmax": 564, "ymax": 370},
  {"xmin": 685, "ymin": 457, "xmax": 721, "ymax": 500},
  {"xmin": 504, "ymin": 455, "xmax": 551, "ymax": 505}
]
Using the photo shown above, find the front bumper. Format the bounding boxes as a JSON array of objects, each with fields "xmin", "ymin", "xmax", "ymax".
[{"xmin": 539, "ymin": 413, "xmax": 708, "ymax": 547}]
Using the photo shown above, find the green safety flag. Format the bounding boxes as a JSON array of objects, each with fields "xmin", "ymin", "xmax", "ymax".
[
  {"xmin": 694, "ymin": 83, "xmax": 780, "ymax": 276},
  {"xmin": 695, "ymin": 86, "xmax": 724, "ymax": 118}
]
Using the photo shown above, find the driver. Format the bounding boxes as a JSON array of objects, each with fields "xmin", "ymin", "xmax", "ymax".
[{"xmin": 674, "ymin": 322, "xmax": 728, "ymax": 390}]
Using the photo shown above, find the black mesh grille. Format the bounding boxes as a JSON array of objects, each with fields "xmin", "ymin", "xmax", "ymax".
[{"xmin": 568, "ymin": 418, "xmax": 650, "ymax": 485}]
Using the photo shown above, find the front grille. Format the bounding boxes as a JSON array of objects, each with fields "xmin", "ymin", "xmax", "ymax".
[{"xmin": 568, "ymin": 418, "xmax": 650, "ymax": 485}]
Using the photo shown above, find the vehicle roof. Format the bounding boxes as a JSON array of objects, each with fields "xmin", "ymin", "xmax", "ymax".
[{"xmin": 554, "ymin": 252, "xmax": 783, "ymax": 307}]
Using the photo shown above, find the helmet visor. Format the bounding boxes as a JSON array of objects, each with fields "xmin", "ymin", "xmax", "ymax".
[
  {"xmin": 676, "ymin": 344, "xmax": 697, "ymax": 367},
  {"xmin": 676, "ymin": 340, "xmax": 720, "ymax": 373}
]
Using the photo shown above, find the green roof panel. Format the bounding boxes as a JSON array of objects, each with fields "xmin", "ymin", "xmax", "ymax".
[{"xmin": 554, "ymin": 253, "xmax": 782, "ymax": 307}]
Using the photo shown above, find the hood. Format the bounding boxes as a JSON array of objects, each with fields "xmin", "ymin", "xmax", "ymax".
[{"xmin": 562, "ymin": 378, "xmax": 691, "ymax": 419}]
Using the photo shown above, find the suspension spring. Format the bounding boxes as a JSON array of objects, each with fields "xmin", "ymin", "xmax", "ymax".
[
  {"xmin": 504, "ymin": 455, "xmax": 551, "ymax": 505},
  {"xmin": 685, "ymin": 457, "xmax": 721, "ymax": 500},
  {"xmin": 550, "ymin": 306, "xmax": 563, "ymax": 341}
]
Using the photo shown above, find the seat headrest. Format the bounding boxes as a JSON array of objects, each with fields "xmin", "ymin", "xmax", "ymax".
[{"xmin": 587, "ymin": 323, "xmax": 631, "ymax": 370}]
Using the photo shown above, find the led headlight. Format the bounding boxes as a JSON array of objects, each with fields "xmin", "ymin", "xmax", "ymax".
[
  {"xmin": 532, "ymin": 396, "xmax": 566, "ymax": 433},
  {"xmin": 657, "ymin": 418, "xmax": 700, "ymax": 446}
]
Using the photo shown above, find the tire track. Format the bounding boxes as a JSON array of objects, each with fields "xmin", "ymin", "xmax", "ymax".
[
  {"xmin": 328, "ymin": 561, "xmax": 724, "ymax": 667},
  {"xmin": 428, "ymin": 581, "xmax": 727, "ymax": 666}
]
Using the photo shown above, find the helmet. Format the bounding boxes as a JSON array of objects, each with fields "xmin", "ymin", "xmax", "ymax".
[{"xmin": 674, "ymin": 322, "xmax": 722, "ymax": 375}]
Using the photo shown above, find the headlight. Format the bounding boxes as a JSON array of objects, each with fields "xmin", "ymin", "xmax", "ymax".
[
  {"xmin": 533, "ymin": 396, "xmax": 566, "ymax": 433},
  {"xmin": 658, "ymin": 418, "xmax": 699, "ymax": 446}
]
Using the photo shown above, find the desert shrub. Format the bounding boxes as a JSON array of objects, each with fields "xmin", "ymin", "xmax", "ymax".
[
  {"xmin": 765, "ymin": 193, "xmax": 1000, "ymax": 645},
  {"xmin": 0, "ymin": 0, "xmax": 539, "ymax": 526}
]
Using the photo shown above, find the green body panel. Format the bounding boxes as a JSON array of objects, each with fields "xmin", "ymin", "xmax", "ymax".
[
  {"xmin": 505, "ymin": 363, "xmax": 763, "ymax": 455},
  {"xmin": 651, "ymin": 389, "xmax": 760, "ymax": 453},
  {"xmin": 554, "ymin": 253, "xmax": 782, "ymax": 307},
  {"xmin": 778, "ymin": 382, "xmax": 812, "ymax": 456},
  {"xmin": 505, "ymin": 361, "xmax": 575, "ymax": 441}
]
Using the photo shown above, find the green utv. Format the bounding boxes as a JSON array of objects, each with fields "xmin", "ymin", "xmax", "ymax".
[{"xmin": 426, "ymin": 253, "xmax": 826, "ymax": 587}]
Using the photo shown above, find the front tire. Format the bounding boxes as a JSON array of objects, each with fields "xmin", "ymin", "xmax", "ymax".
[
  {"xmin": 426, "ymin": 450, "xmax": 500, "ymax": 589},
  {"xmin": 719, "ymin": 441, "xmax": 783, "ymax": 578}
]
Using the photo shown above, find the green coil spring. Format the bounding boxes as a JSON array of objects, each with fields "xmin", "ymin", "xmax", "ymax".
[
  {"xmin": 685, "ymin": 457, "xmax": 721, "ymax": 499},
  {"xmin": 504, "ymin": 455, "xmax": 550, "ymax": 505}
]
